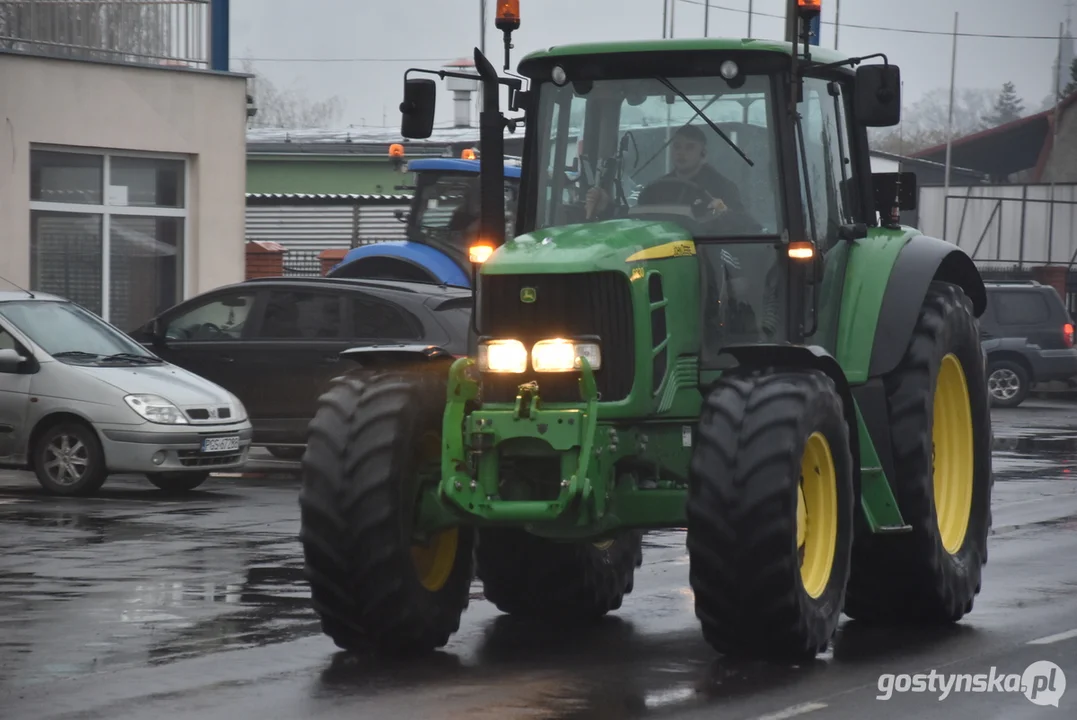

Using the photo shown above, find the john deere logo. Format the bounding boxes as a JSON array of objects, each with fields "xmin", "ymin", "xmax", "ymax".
[{"xmin": 520, "ymin": 287, "xmax": 537, "ymax": 303}]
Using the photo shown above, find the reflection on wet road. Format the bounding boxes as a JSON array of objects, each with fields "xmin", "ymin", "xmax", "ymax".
[{"xmin": 2, "ymin": 400, "xmax": 1077, "ymax": 719}]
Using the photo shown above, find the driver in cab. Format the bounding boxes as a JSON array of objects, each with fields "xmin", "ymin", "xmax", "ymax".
[{"xmin": 585, "ymin": 124, "xmax": 746, "ymax": 220}]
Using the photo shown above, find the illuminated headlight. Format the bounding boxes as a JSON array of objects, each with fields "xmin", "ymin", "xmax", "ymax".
[
  {"xmin": 477, "ymin": 339, "xmax": 528, "ymax": 373},
  {"xmin": 531, "ymin": 339, "xmax": 602, "ymax": 372},
  {"xmin": 124, "ymin": 394, "xmax": 188, "ymax": 425}
]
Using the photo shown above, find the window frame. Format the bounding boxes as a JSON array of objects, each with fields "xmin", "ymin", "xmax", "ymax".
[
  {"xmin": 28, "ymin": 144, "xmax": 191, "ymax": 324},
  {"xmin": 346, "ymin": 291, "xmax": 425, "ymax": 342}
]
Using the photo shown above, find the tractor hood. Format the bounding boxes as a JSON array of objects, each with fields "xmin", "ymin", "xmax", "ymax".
[{"xmin": 482, "ymin": 219, "xmax": 695, "ymax": 275}]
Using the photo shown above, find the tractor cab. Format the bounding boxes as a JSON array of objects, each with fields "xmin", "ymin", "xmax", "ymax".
[{"xmin": 326, "ymin": 154, "xmax": 521, "ymax": 287}]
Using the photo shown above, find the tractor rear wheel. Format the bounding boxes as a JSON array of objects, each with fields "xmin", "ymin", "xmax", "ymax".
[
  {"xmin": 843, "ymin": 281, "xmax": 992, "ymax": 624},
  {"xmin": 298, "ymin": 370, "xmax": 475, "ymax": 655},
  {"xmin": 686, "ymin": 370, "xmax": 855, "ymax": 661},
  {"xmin": 476, "ymin": 528, "xmax": 643, "ymax": 622}
]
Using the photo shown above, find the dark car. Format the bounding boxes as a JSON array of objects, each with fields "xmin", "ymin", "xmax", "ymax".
[
  {"xmin": 129, "ymin": 277, "xmax": 472, "ymax": 456},
  {"xmin": 981, "ymin": 280, "xmax": 1077, "ymax": 407}
]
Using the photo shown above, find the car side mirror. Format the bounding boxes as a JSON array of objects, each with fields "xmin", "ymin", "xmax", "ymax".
[
  {"xmin": 400, "ymin": 78, "xmax": 437, "ymax": 139},
  {"xmin": 0, "ymin": 348, "xmax": 28, "ymax": 374},
  {"xmin": 855, "ymin": 64, "xmax": 901, "ymax": 127}
]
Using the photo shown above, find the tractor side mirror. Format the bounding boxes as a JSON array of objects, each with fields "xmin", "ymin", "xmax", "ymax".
[
  {"xmin": 855, "ymin": 64, "xmax": 901, "ymax": 127},
  {"xmin": 400, "ymin": 78, "xmax": 437, "ymax": 139}
]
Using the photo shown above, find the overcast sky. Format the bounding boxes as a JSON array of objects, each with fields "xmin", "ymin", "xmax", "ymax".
[{"xmin": 229, "ymin": 0, "xmax": 1075, "ymax": 131}]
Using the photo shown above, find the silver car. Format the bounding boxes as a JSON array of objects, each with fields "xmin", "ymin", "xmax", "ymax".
[{"xmin": 0, "ymin": 291, "xmax": 252, "ymax": 496}]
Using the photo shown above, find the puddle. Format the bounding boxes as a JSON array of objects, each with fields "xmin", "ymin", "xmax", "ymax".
[{"xmin": 993, "ymin": 435, "xmax": 1077, "ymax": 454}]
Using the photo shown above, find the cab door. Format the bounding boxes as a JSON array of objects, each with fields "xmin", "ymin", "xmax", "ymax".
[
  {"xmin": 0, "ymin": 322, "xmax": 33, "ymax": 462},
  {"xmin": 796, "ymin": 76, "xmax": 861, "ymax": 354}
]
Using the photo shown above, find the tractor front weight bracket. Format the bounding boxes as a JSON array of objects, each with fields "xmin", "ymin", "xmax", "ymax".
[{"xmin": 438, "ymin": 356, "xmax": 607, "ymax": 525}]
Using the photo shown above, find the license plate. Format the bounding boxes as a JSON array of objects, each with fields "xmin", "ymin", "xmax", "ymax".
[{"xmin": 202, "ymin": 436, "xmax": 240, "ymax": 453}]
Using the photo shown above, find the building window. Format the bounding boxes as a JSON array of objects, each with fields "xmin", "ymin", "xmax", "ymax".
[{"xmin": 29, "ymin": 147, "xmax": 187, "ymax": 332}]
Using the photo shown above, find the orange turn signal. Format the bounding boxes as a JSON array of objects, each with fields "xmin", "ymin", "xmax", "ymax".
[
  {"xmin": 788, "ymin": 241, "xmax": 815, "ymax": 260},
  {"xmin": 469, "ymin": 244, "xmax": 495, "ymax": 263},
  {"xmin": 797, "ymin": 0, "xmax": 821, "ymax": 14},
  {"xmin": 389, "ymin": 143, "xmax": 405, "ymax": 158},
  {"xmin": 461, "ymin": 148, "xmax": 477, "ymax": 160}
]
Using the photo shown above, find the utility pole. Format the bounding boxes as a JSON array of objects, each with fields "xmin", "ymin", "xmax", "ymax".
[
  {"xmin": 834, "ymin": 0, "xmax": 841, "ymax": 50},
  {"xmin": 943, "ymin": 11, "xmax": 958, "ymax": 241},
  {"xmin": 478, "ymin": 0, "xmax": 487, "ymax": 114},
  {"xmin": 662, "ymin": 0, "xmax": 668, "ymax": 38},
  {"xmin": 705, "ymin": 0, "xmax": 710, "ymax": 37},
  {"xmin": 670, "ymin": 0, "xmax": 676, "ymax": 37},
  {"xmin": 747, "ymin": 0, "xmax": 754, "ymax": 38}
]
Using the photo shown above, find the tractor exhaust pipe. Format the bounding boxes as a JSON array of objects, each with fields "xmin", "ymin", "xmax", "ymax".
[{"xmin": 474, "ymin": 47, "xmax": 506, "ymax": 254}]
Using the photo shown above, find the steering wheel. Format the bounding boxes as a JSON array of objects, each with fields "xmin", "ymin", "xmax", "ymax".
[{"xmin": 638, "ymin": 177, "xmax": 764, "ymax": 235}]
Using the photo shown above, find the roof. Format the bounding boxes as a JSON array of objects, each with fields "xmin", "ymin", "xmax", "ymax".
[
  {"xmin": 236, "ymin": 275, "xmax": 472, "ymax": 297},
  {"xmin": 869, "ymin": 149, "xmax": 987, "ymax": 181},
  {"xmin": 407, "ymin": 158, "xmax": 522, "ymax": 178},
  {"xmin": 913, "ymin": 92, "xmax": 1077, "ymax": 179},
  {"xmin": 0, "ymin": 290, "xmax": 65, "ymax": 303},
  {"xmin": 246, "ymin": 125, "xmax": 516, "ymax": 150},
  {"xmin": 246, "ymin": 193, "xmax": 411, "ymax": 205},
  {"xmin": 522, "ymin": 37, "xmax": 849, "ymax": 66}
]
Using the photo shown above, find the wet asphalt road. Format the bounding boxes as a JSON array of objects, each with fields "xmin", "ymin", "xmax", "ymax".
[{"xmin": 2, "ymin": 400, "xmax": 1077, "ymax": 719}]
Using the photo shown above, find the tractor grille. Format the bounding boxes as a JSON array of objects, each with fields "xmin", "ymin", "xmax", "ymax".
[{"xmin": 478, "ymin": 272, "xmax": 635, "ymax": 403}]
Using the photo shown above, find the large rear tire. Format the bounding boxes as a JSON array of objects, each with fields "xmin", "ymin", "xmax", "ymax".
[
  {"xmin": 686, "ymin": 370, "xmax": 855, "ymax": 661},
  {"xmin": 298, "ymin": 370, "xmax": 475, "ymax": 655},
  {"xmin": 476, "ymin": 529, "xmax": 643, "ymax": 622},
  {"xmin": 843, "ymin": 281, "xmax": 992, "ymax": 624}
]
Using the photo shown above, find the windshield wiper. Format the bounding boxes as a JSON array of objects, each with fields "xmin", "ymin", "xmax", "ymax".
[
  {"xmin": 654, "ymin": 76, "xmax": 754, "ymax": 168},
  {"xmin": 101, "ymin": 352, "xmax": 160, "ymax": 364},
  {"xmin": 52, "ymin": 351, "xmax": 100, "ymax": 360}
]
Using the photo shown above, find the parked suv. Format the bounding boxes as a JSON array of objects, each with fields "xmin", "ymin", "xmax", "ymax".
[
  {"xmin": 980, "ymin": 281, "xmax": 1077, "ymax": 407},
  {"xmin": 129, "ymin": 277, "xmax": 472, "ymax": 454}
]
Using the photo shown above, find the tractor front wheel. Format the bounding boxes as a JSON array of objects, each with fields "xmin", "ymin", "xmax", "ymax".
[
  {"xmin": 843, "ymin": 281, "xmax": 992, "ymax": 624},
  {"xmin": 298, "ymin": 370, "xmax": 475, "ymax": 655},
  {"xmin": 476, "ymin": 528, "xmax": 643, "ymax": 622},
  {"xmin": 686, "ymin": 370, "xmax": 855, "ymax": 661}
]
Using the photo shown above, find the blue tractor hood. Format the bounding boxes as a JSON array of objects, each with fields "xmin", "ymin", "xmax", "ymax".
[{"xmin": 328, "ymin": 241, "xmax": 472, "ymax": 287}]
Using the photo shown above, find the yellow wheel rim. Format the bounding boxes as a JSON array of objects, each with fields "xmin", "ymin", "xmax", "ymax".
[
  {"xmin": 411, "ymin": 527, "xmax": 459, "ymax": 592},
  {"xmin": 933, "ymin": 353, "xmax": 974, "ymax": 555},
  {"xmin": 410, "ymin": 431, "xmax": 458, "ymax": 592},
  {"xmin": 798, "ymin": 431, "xmax": 839, "ymax": 599}
]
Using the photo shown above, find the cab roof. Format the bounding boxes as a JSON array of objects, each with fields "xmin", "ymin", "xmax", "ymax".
[
  {"xmin": 521, "ymin": 37, "xmax": 849, "ymax": 67},
  {"xmin": 407, "ymin": 158, "xmax": 522, "ymax": 178}
]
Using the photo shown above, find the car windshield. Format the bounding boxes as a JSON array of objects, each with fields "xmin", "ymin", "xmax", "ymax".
[
  {"xmin": 414, "ymin": 173, "xmax": 519, "ymax": 249},
  {"xmin": 532, "ymin": 72, "xmax": 783, "ymax": 239},
  {"xmin": 0, "ymin": 300, "xmax": 160, "ymax": 363}
]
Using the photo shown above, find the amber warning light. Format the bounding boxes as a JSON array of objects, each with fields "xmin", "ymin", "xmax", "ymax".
[
  {"xmin": 496, "ymin": 0, "xmax": 520, "ymax": 30},
  {"xmin": 389, "ymin": 143, "xmax": 405, "ymax": 158},
  {"xmin": 797, "ymin": 0, "xmax": 822, "ymax": 15}
]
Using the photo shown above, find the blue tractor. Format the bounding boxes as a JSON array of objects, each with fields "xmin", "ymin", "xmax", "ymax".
[{"xmin": 326, "ymin": 156, "xmax": 521, "ymax": 287}]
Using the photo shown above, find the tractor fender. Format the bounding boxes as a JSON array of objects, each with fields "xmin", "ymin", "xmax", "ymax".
[
  {"xmin": 327, "ymin": 242, "xmax": 471, "ymax": 287},
  {"xmin": 868, "ymin": 234, "xmax": 986, "ymax": 379},
  {"xmin": 715, "ymin": 344, "xmax": 861, "ymax": 492}
]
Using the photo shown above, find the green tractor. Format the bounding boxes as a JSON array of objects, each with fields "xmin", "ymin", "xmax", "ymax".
[{"xmin": 298, "ymin": 1, "xmax": 993, "ymax": 661}]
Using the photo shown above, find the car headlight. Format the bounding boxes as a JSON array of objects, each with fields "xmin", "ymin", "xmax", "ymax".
[
  {"xmin": 228, "ymin": 393, "xmax": 249, "ymax": 422},
  {"xmin": 124, "ymin": 394, "xmax": 188, "ymax": 425},
  {"xmin": 531, "ymin": 339, "xmax": 602, "ymax": 372},
  {"xmin": 477, "ymin": 339, "xmax": 527, "ymax": 373}
]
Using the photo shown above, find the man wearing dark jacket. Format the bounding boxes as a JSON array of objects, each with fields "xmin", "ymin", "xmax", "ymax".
[{"xmin": 587, "ymin": 123, "xmax": 745, "ymax": 218}]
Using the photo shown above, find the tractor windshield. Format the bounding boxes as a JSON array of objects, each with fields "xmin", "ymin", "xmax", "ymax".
[
  {"xmin": 532, "ymin": 73, "xmax": 783, "ymax": 239},
  {"xmin": 412, "ymin": 172, "xmax": 519, "ymax": 253}
]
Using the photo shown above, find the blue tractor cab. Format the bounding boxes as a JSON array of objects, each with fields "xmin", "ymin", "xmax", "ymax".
[{"xmin": 327, "ymin": 155, "xmax": 521, "ymax": 287}]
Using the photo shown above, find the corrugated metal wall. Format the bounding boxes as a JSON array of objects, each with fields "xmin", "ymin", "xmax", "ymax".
[
  {"xmin": 245, "ymin": 197, "xmax": 411, "ymax": 250},
  {"xmin": 918, "ymin": 184, "xmax": 1077, "ymax": 266}
]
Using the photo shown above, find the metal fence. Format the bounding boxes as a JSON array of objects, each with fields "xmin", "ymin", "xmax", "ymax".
[
  {"xmin": 0, "ymin": 0, "xmax": 209, "ymax": 67},
  {"xmin": 280, "ymin": 249, "xmax": 323, "ymax": 277}
]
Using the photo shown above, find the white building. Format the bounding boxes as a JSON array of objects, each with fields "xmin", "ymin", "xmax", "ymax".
[{"xmin": 0, "ymin": 1, "xmax": 249, "ymax": 332}]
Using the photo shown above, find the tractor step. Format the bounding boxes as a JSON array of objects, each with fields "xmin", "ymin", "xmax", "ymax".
[{"xmin": 874, "ymin": 524, "xmax": 913, "ymax": 534}]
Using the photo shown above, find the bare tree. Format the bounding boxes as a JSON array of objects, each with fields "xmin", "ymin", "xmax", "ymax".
[
  {"xmin": 241, "ymin": 58, "xmax": 346, "ymax": 129},
  {"xmin": 869, "ymin": 87, "xmax": 997, "ymax": 155}
]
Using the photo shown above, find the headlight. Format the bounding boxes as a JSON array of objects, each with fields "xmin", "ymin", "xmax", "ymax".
[
  {"xmin": 477, "ymin": 339, "xmax": 527, "ymax": 373},
  {"xmin": 124, "ymin": 394, "xmax": 188, "ymax": 425},
  {"xmin": 531, "ymin": 339, "xmax": 602, "ymax": 372},
  {"xmin": 228, "ymin": 393, "xmax": 248, "ymax": 422}
]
